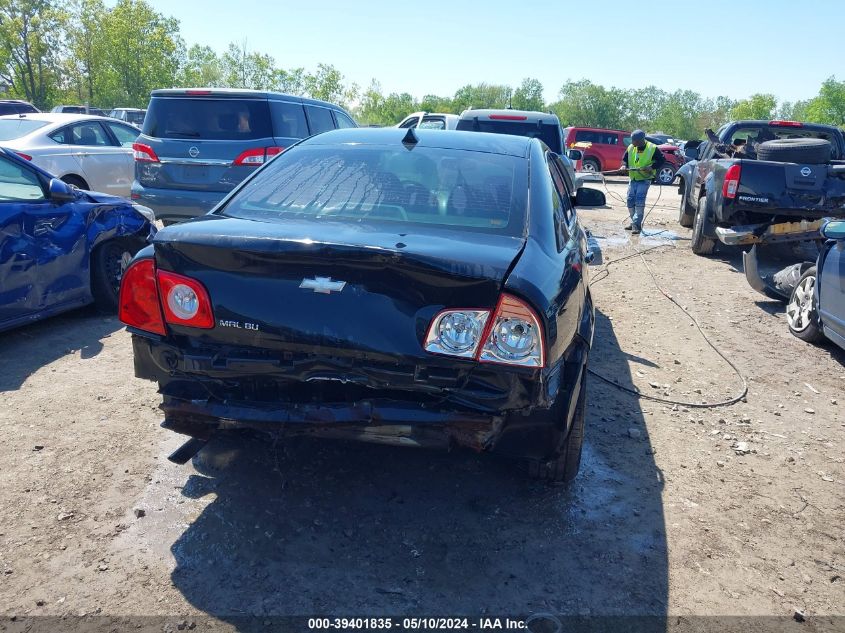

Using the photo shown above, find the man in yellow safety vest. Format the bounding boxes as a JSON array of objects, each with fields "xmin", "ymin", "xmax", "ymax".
[{"xmin": 619, "ymin": 130, "xmax": 665, "ymax": 234}]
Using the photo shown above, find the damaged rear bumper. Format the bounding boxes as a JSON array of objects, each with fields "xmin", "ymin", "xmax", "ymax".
[
  {"xmin": 132, "ymin": 333, "xmax": 590, "ymax": 458},
  {"xmin": 716, "ymin": 219, "xmax": 824, "ymax": 246}
]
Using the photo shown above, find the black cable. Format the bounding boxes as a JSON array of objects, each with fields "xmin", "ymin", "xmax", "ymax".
[{"xmin": 586, "ymin": 225, "xmax": 749, "ymax": 409}]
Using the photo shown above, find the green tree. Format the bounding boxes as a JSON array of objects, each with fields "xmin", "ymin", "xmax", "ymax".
[
  {"xmin": 418, "ymin": 93, "xmax": 454, "ymax": 113},
  {"xmin": 452, "ymin": 83, "xmax": 511, "ymax": 111},
  {"xmin": 181, "ymin": 44, "xmax": 223, "ymax": 87},
  {"xmin": 222, "ymin": 41, "xmax": 276, "ymax": 89},
  {"xmin": 805, "ymin": 77, "xmax": 845, "ymax": 125},
  {"xmin": 652, "ymin": 90, "xmax": 708, "ymax": 139},
  {"xmin": 275, "ymin": 67, "xmax": 306, "ymax": 95},
  {"xmin": 65, "ymin": 0, "xmax": 106, "ymax": 104},
  {"xmin": 511, "ymin": 77, "xmax": 544, "ymax": 111},
  {"xmin": 304, "ymin": 63, "xmax": 346, "ymax": 103},
  {"xmin": 0, "ymin": 0, "xmax": 67, "ymax": 108},
  {"xmin": 730, "ymin": 93, "xmax": 777, "ymax": 121},
  {"xmin": 550, "ymin": 80, "xmax": 626, "ymax": 129},
  {"xmin": 96, "ymin": 0, "xmax": 182, "ymax": 107}
]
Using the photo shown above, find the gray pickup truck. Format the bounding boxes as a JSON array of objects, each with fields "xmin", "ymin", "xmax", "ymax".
[{"xmin": 676, "ymin": 120, "xmax": 845, "ymax": 255}]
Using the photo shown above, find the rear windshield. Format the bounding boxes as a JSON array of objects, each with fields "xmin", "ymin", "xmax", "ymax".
[
  {"xmin": 143, "ymin": 97, "xmax": 273, "ymax": 140},
  {"xmin": 0, "ymin": 119, "xmax": 49, "ymax": 140},
  {"xmin": 457, "ymin": 119, "xmax": 562, "ymax": 153},
  {"xmin": 219, "ymin": 145, "xmax": 527, "ymax": 235}
]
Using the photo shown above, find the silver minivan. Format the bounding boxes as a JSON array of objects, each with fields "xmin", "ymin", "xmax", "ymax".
[{"xmin": 131, "ymin": 89, "xmax": 357, "ymax": 224}]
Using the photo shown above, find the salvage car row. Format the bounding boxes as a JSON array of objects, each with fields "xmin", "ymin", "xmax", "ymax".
[{"xmin": 1, "ymin": 89, "xmax": 608, "ymax": 484}]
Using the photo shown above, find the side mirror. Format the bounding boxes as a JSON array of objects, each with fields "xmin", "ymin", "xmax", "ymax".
[
  {"xmin": 48, "ymin": 178, "xmax": 76, "ymax": 202},
  {"xmin": 572, "ymin": 187, "xmax": 606, "ymax": 207},
  {"xmin": 567, "ymin": 149, "xmax": 583, "ymax": 161},
  {"xmin": 821, "ymin": 219, "xmax": 845, "ymax": 240}
]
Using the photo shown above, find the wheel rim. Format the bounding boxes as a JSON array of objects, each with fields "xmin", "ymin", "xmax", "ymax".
[
  {"xmin": 105, "ymin": 246, "xmax": 133, "ymax": 296},
  {"xmin": 786, "ymin": 275, "xmax": 816, "ymax": 331},
  {"xmin": 659, "ymin": 167, "xmax": 674, "ymax": 183},
  {"xmin": 583, "ymin": 161, "xmax": 597, "ymax": 172}
]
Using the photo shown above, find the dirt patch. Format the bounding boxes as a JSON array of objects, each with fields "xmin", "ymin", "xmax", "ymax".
[{"xmin": 0, "ymin": 181, "xmax": 842, "ymax": 625}]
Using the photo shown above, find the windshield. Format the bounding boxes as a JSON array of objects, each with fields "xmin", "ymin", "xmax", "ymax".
[
  {"xmin": 0, "ymin": 119, "xmax": 49, "ymax": 140},
  {"xmin": 219, "ymin": 145, "xmax": 527, "ymax": 235},
  {"xmin": 456, "ymin": 119, "xmax": 562, "ymax": 153},
  {"xmin": 143, "ymin": 98, "xmax": 272, "ymax": 140}
]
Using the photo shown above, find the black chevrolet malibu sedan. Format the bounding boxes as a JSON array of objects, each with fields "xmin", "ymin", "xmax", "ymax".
[{"xmin": 119, "ymin": 127, "xmax": 604, "ymax": 483}]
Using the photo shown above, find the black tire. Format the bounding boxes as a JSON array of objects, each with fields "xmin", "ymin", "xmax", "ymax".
[
  {"xmin": 691, "ymin": 196, "xmax": 717, "ymax": 256},
  {"xmin": 90, "ymin": 237, "xmax": 142, "ymax": 312},
  {"xmin": 756, "ymin": 138, "xmax": 831, "ymax": 164},
  {"xmin": 786, "ymin": 267, "xmax": 824, "ymax": 343},
  {"xmin": 582, "ymin": 157, "xmax": 600, "ymax": 173},
  {"xmin": 527, "ymin": 373, "xmax": 587, "ymax": 484},
  {"xmin": 656, "ymin": 164, "xmax": 676, "ymax": 185},
  {"xmin": 678, "ymin": 194, "xmax": 694, "ymax": 228},
  {"xmin": 61, "ymin": 174, "xmax": 89, "ymax": 190}
]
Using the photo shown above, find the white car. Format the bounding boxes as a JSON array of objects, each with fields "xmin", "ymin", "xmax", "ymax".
[
  {"xmin": 397, "ymin": 111, "xmax": 459, "ymax": 130},
  {"xmin": 0, "ymin": 113, "xmax": 139, "ymax": 197}
]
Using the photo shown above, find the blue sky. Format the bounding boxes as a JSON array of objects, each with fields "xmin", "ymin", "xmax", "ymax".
[{"xmin": 141, "ymin": 0, "xmax": 840, "ymax": 104}]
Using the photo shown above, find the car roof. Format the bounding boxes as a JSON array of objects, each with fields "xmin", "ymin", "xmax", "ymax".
[
  {"xmin": 112, "ymin": 107, "xmax": 145, "ymax": 112},
  {"xmin": 301, "ymin": 127, "xmax": 533, "ymax": 157},
  {"xmin": 565, "ymin": 126, "xmax": 629, "ymax": 133},
  {"xmin": 0, "ymin": 112, "xmax": 115, "ymax": 124},
  {"xmin": 458, "ymin": 108, "xmax": 560, "ymax": 124},
  {"xmin": 149, "ymin": 88, "xmax": 347, "ymax": 110}
]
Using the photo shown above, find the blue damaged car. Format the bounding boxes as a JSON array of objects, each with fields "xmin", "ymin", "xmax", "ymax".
[{"xmin": 0, "ymin": 147, "xmax": 155, "ymax": 333}]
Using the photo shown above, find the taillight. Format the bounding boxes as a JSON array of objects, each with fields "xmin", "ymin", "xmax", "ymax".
[
  {"xmin": 478, "ymin": 294, "xmax": 545, "ymax": 367},
  {"xmin": 423, "ymin": 294, "xmax": 545, "ymax": 367},
  {"xmin": 424, "ymin": 309, "xmax": 491, "ymax": 358},
  {"xmin": 156, "ymin": 270, "xmax": 214, "ymax": 328},
  {"xmin": 233, "ymin": 146, "xmax": 285, "ymax": 166},
  {"xmin": 14, "ymin": 152, "xmax": 32, "ymax": 161},
  {"xmin": 132, "ymin": 142, "xmax": 159, "ymax": 163},
  {"xmin": 489, "ymin": 114, "xmax": 528, "ymax": 121},
  {"xmin": 185, "ymin": 89, "xmax": 212, "ymax": 95},
  {"xmin": 769, "ymin": 120, "xmax": 802, "ymax": 127},
  {"xmin": 722, "ymin": 164, "xmax": 742, "ymax": 199},
  {"xmin": 118, "ymin": 259, "xmax": 166, "ymax": 335}
]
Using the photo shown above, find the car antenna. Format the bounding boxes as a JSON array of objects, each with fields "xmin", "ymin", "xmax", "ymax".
[{"xmin": 402, "ymin": 127, "xmax": 419, "ymax": 148}]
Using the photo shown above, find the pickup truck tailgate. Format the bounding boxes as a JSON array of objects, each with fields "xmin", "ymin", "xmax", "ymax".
[{"xmin": 735, "ymin": 160, "xmax": 845, "ymax": 218}]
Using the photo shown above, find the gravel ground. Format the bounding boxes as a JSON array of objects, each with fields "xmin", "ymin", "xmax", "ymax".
[{"xmin": 0, "ymin": 180, "xmax": 843, "ymax": 630}]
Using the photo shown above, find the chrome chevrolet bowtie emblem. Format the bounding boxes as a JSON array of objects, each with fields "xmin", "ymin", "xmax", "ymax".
[{"xmin": 299, "ymin": 276, "xmax": 347, "ymax": 294}]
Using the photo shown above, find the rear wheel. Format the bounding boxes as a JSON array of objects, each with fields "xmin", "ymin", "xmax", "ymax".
[
  {"xmin": 786, "ymin": 267, "xmax": 824, "ymax": 343},
  {"xmin": 691, "ymin": 197, "xmax": 717, "ymax": 256},
  {"xmin": 90, "ymin": 238, "xmax": 141, "ymax": 312},
  {"xmin": 527, "ymin": 373, "xmax": 586, "ymax": 485},
  {"xmin": 582, "ymin": 158, "xmax": 600, "ymax": 173},
  {"xmin": 61, "ymin": 175, "xmax": 89, "ymax": 190}
]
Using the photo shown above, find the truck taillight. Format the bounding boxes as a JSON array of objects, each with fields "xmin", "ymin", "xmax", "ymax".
[
  {"xmin": 723, "ymin": 164, "xmax": 741, "ymax": 199},
  {"xmin": 118, "ymin": 259, "xmax": 166, "ymax": 335},
  {"xmin": 478, "ymin": 294, "xmax": 545, "ymax": 367},
  {"xmin": 769, "ymin": 120, "xmax": 803, "ymax": 127},
  {"xmin": 132, "ymin": 142, "xmax": 159, "ymax": 163},
  {"xmin": 233, "ymin": 146, "xmax": 285, "ymax": 166}
]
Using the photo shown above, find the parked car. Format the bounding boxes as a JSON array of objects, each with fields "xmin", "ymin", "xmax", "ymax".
[
  {"xmin": 675, "ymin": 119, "xmax": 845, "ymax": 255},
  {"xmin": 744, "ymin": 220, "xmax": 845, "ymax": 351},
  {"xmin": 0, "ymin": 100, "xmax": 39, "ymax": 116},
  {"xmin": 109, "ymin": 108, "xmax": 146, "ymax": 126},
  {"xmin": 650, "ymin": 138, "xmax": 685, "ymax": 185},
  {"xmin": 456, "ymin": 109, "xmax": 565, "ymax": 154},
  {"xmin": 0, "ymin": 113, "xmax": 140, "ymax": 197},
  {"xmin": 646, "ymin": 133, "xmax": 678, "ymax": 145},
  {"xmin": 51, "ymin": 105, "xmax": 108, "ymax": 117},
  {"xmin": 562, "ymin": 127, "xmax": 631, "ymax": 173},
  {"xmin": 119, "ymin": 128, "xmax": 606, "ymax": 483},
  {"xmin": 131, "ymin": 88, "xmax": 358, "ymax": 224},
  {"xmin": 0, "ymin": 147, "xmax": 155, "ymax": 333},
  {"xmin": 397, "ymin": 112, "xmax": 459, "ymax": 130}
]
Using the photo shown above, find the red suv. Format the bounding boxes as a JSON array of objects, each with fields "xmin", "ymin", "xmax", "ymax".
[{"xmin": 562, "ymin": 126, "xmax": 683, "ymax": 185}]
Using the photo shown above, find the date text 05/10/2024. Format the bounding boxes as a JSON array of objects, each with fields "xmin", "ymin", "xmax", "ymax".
[{"xmin": 307, "ymin": 618, "xmax": 528, "ymax": 630}]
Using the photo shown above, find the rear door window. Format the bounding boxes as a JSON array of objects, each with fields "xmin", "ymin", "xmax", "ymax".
[
  {"xmin": 333, "ymin": 110, "xmax": 356, "ymax": 129},
  {"xmin": 305, "ymin": 106, "xmax": 336, "ymax": 135},
  {"xmin": 419, "ymin": 117, "xmax": 446, "ymax": 130},
  {"xmin": 269, "ymin": 101, "xmax": 308, "ymax": 138},
  {"xmin": 50, "ymin": 122, "xmax": 112, "ymax": 146},
  {"xmin": 143, "ymin": 98, "xmax": 273, "ymax": 140}
]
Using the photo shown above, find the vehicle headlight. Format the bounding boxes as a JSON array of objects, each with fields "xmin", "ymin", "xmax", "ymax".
[{"xmin": 132, "ymin": 203, "xmax": 155, "ymax": 224}]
